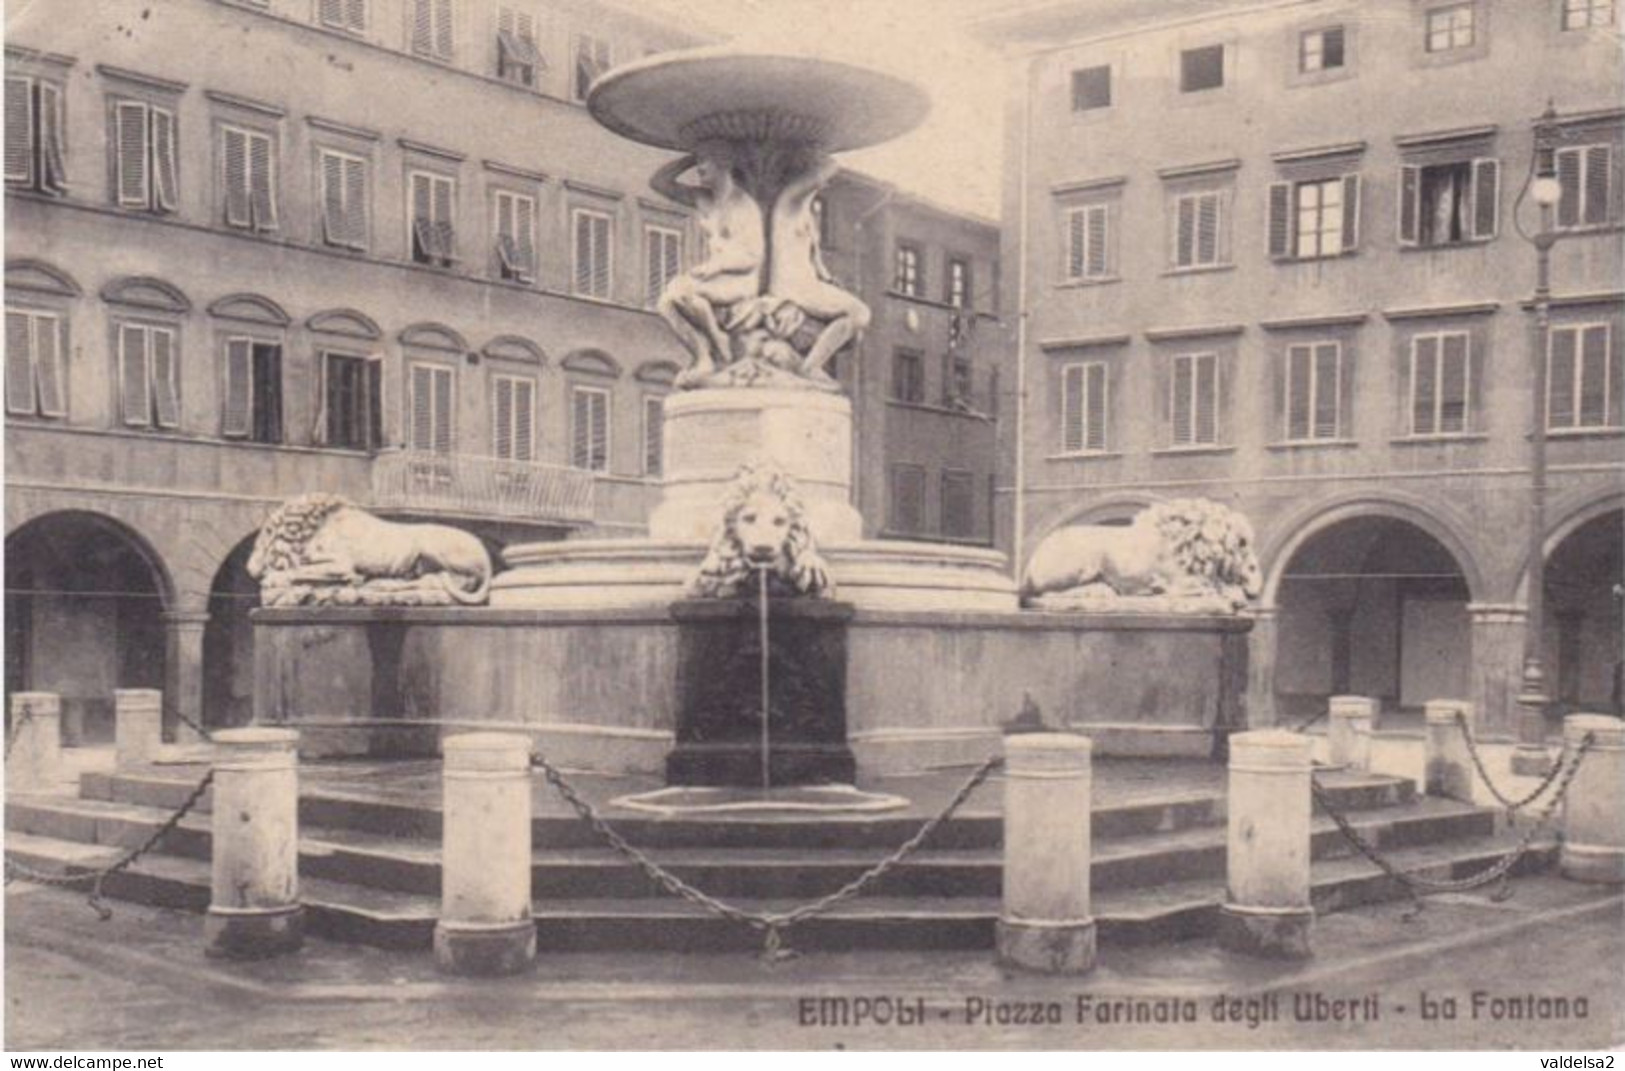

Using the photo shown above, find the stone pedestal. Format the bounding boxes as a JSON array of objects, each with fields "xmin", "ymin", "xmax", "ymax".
[
  {"xmin": 1327, "ymin": 695, "xmax": 1376, "ymax": 770},
  {"xmin": 435, "ymin": 733, "xmax": 536, "ymax": 975},
  {"xmin": 114, "ymin": 689, "xmax": 164, "ymax": 767},
  {"xmin": 1218, "ymin": 730, "xmax": 1313, "ymax": 959},
  {"xmin": 996, "ymin": 733, "xmax": 1095, "ymax": 973},
  {"xmin": 666, "ymin": 598, "xmax": 856, "ymax": 786},
  {"xmin": 1560, "ymin": 714, "xmax": 1625, "ymax": 884},
  {"xmin": 6, "ymin": 692, "xmax": 62, "ymax": 793},
  {"xmin": 647, "ymin": 389, "xmax": 863, "ymax": 544},
  {"xmin": 1424, "ymin": 700, "xmax": 1475, "ymax": 801},
  {"xmin": 205, "ymin": 728, "xmax": 303, "ymax": 959}
]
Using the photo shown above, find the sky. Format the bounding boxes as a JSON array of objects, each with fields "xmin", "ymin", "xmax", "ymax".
[{"xmin": 631, "ymin": 0, "xmax": 1010, "ymax": 220}]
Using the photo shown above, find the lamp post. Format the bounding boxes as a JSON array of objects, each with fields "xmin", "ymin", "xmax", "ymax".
[{"xmin": 1511, "ymin": 104, "xmax": 1564, "ymax": 777}]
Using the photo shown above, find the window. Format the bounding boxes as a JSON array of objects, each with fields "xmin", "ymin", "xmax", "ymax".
[
  {"xmin": 1172, "ymin": 190, "xmax": 1227, "ymax": 269},
  {"xmin": 1170, "ymin": 352, "xmax": 1219, "ymax": 446},
  {"xmin": 1548, "ymin": 324, "xmax": 1612, "ymax": 430},
  {"xmin": 222, "ymin": 338, "xmax": 283, "ymax": 442},
  {"xmin": 317, "ymin": 0, "xmax": 366, "ymax": 32},
  {"xmin": 1409, "ymin": 332, "xmax": 1470, "ymax": 436},
  {"xmin": 407, "ymin": 361, "xmax": 455, "ymax": 453},
  {"xmin": 1425, "ymin": 3, "xmax": 1475, "ymax": 52},
  {"xmin": 410, "ymin": 0, "xmax": 455, "ymax": 61},
  {"xmin": 4, "ymin": 309, "xmax": 66, "ymax": 417},
  {"xmin": 318, "ymin": 149, "xmax": 367, "ymax": 250},
  {"xmin": 220, "ymin": 125, "xmax": 277, "ymax": 231},
  {"xmin": 1555, "ymin": 144, "xmax": 1616, "ymax": 230},
  {"xmin": 1399, "ymin": 159, "xmax": 1499, "ymax": 247},
  {"xmin": 116, "ymin": 322, "xmax": 180, "ymax": 429},
  {"xmin": 1060, "ymin": 362, "xmax": 1107, "ymax": 453},
  {"xmin": 571, "ymin": 385, "xmax": 609, "ymax": 471},
  {"xmin": 943, "ymin": 352, "xmax": 973, "ymax": 408},
  {"xmin": 5, "ymin": 76, "xmax": 67, "ymax": 195},
  {"xmin": 497, "ymin": 6, "xmax": 541, "ymax": 86},
  {"xmin": 894, "ymin": 243, "xmax": 921, "ymax": 296},
  {"xmin": 322, "ymin": 352, "xmax": 382, "ymax": 450},
  {"xmin": 1269, "ymin": 175, "xmax": 1360, "ymax": 259},
  {"xmin": 408, "ymin": 170, "xmax": 456, "ymax": 266},
  {"xmin": 1299, "ymin": 26, "xmax": 1345, "ymax": 72},
  {"xmin": 1064, "ymin": 203, "xmax": 1114, "ymax": 280},
  {"xmin": 1563, "ymin": 0, "xmax": 1615, "ymax": 29},
  {"xmin": 572, "ymin": 208, "xmax": 613, "ymax": 299},
  {"xmin": 493, "ymin": 189, "xmax": 536, "ymax": 282},
  {"xmin": 1180, "ymin": 45, "xmax": 1225, "ymax": 92},
  {"xmin": 112, "ymin": 100, "xmax": 178, "ymax": 213},
  {"xmin": 574, "ymin": 34, "xmax": 611, "ymax": 101},
  {"xmin": 491, "ymin": 373, "xmax": 536, "ymax": 461},
  {"xmin": 1071, "ymin": 65, "xmax": 1111, "ymax": 111},
  {"xmin": 646, "ymin": 225, "xmax": 683, "ymax": 308},
  {"xmin": 892, "ymin": 348, "xmax": 924, "ymax": 403},
  {"xmin": 946, "ymin": 258, "xmax": 971, "ymax": 308},
  {"xmin": 643, "ymin": 395, "xmax": 664, "ymax": 476},
  {"xmin": 941, "ymin": 470, "xmax": 975, "ymax": 539},
  {"xmin": 1284, "ymin": 341, "xmax": 1341, "ymax": 441},
  {"xmin": 889, "ymin": 464, "xmax": 926, "ymax": 535}
]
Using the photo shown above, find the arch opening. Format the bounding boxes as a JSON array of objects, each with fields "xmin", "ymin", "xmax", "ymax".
[
  {"xmin": 1543, "ymin": 508, "xmax": 1623, "ymax": 716},
  {"xmin": 202, "ymin": 534, "xmax": 260, "ymax": 731}
]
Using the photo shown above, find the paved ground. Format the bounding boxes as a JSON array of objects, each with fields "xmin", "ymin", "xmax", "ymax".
[{"xmin": 5, "ymin": 874, "xmax": 1621, "ymax": 1051}]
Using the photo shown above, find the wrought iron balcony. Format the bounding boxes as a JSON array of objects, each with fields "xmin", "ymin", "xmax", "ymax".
[{"xmin": 370, "ymin": 448, "xmax": 596, "ymax": 525}]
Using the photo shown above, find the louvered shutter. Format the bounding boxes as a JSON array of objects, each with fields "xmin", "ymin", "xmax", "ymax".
[
  {"xmin": 411, "ymin": 0, "xmax": 434, "ymax": 55},
  {"xmin": 1084, "ymin": 363, "xmax": 1107, "ymax": 451},
  {"xmin": 571, "ymin": 388, "xmax": 590, "ymax": 466},
  {"xmin": 1549, "ymin": 328, "xmax": 1577, "ymax": 429},
  {"xmin": 1195, "ymin": 354, "xmax": 1217, "ymax": 443},
  {"xmin": 115, "ymin": 101, "xmax": 149, "ymax": 207},
  {"xmin": 223, "ymin": 128, "xmax": 250, "ymax": 227},
  {"xmin": 223, "ymin": 338, "xmax": 253, "ymax": 436},
  {"xmin": 663, "ymin": 232, "xmax": 681, "ymax": 297},
  {"xmin": 365, "ymin": 358, "xmax": 384, "ymax": 448},
  {"xmin": 1471, "ymin": 158, "xmax": 1499, "ymax": 240},
  {"xmin": 515, "ymin": 195, "xmax": 536, "ymax": 275},
  {"xmin": 151, "ymin": 328, "xmax": 179, "ymax": 427},
  {"xmin": 411, "ymin": 173, "xmax": 431, "ymax": 259},
  {"xmin": 151, "ymin": 108, "xmax": 178, "ymax": 212},
  {"xmin": 1172, "ymin": 357, "xmax": 1193, "ymax": 445},
  {"xmin": 1287, "ymin": 344, "xmax": 1311, "ymax": 440},
  {"xmin": 1582, "ymin": 145, "xmax": 1611, "ymax": 225},
  {"xmin": 1439, "ymin": 334, "xmax": 1467, "ymax": 433},
  {"xmin": 492, "ymin": 376, "xmax": 513, "ymax": 458},
  {"xmin": 1557, "ymin": 148, "xmax": 1582, "ymax": 228},
  {"xmin": 644, "ymin": 395, "xmax": 663, "ymax": 475},
  {"xmin": 410, "ymin": 364, "xmax": 433, "ymax": 450},
  {"xmin": 590, "ymin": 390, "xmax": 607, "ymax": 470},
  {"xmin": 1314, "ymin": 343, "xmax": 1339, "ymax": 438},
  {"xmin": 1175, "ymin": 195, "xmax": 1195, "ymax": 267},
  {"xmin": 1197, "ymin": 193, "xmax": 1219, "ymax": 265},
  {"xmin": 593, "ymin": 215, "xmax": 611, "ymax": 298},
  {"xmin": 5, "ymin": 77, "xmax": 32, "ymax": 184},
  {"xmin": 433, "ymin": 366, "xmax": 453, "ymax": 453},
  {"xmin": 1398, "ymin": 165, "xmax": 1421, "ymax": 246},
  {"xmin": 1340, "ymin": 174, "xmax": 1360, "ymax": 251},
  {"xmin": 574, "ymin": 212, "xmax": 593, "ymax": 294},
  {"xmin": 343, "ymin": 155, "xmax": 366, "ymax": 247},
  {"xmin": 1412, "ymin": 337, "xmax": 1438, "ymax": 434},
  {"xmin": 1579, "ymin": 325, "xmax": 1609, "ymax": 426},
  {"xmin": 120, "ymin": 325, "xmax": 150, "ymax": 425},
  {"xmin": 645, "ymin": 232, "xmax": 662, "ymax": 305},
  {"xmin": 434, "ymin": 175, "xmax": 454, "ymax": 259},
  {"xmin": 345, "ymin": 0, "xmax": 365, "ymax": 29},
  {"xmin": 513, "ymin": 378, "xmax": 534, "ymax": 461},
  {"xmin": 5, "ymin": 311, "xmax": 34, "ymax": 413},
  {"xmin": 1066, "ymin": 209, "xmax": 1084, "ymax": 279},
  {"xmin": 318, "ymin": 0, "xmax": 345, "ymax": 26},
  {"xmin": 249, "ymin": 132, "xmax": 275, "ymax": 228},
  {"xmin": 32, "ymin": 315, "xmax": 64, "ymax": 417},
  {"xmin": 254, "ymin": 343, "xmax": 282, "ymax": 442},
  {"xmin": 1086, "ymin": 205, "xmax": 1109, "ymax": 277},
  {"xmin": 1267, "ymin": 182, "xmax": 1292, "ymax": 258},
  {"xmin": 321, "ymin": 152, "xmax": 343, "ymax": 244}
]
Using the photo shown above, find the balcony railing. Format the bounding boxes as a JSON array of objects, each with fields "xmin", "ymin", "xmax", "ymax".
[{"xmin": 370, "ymin": 448, "xmax": 596, "ymax": 525}]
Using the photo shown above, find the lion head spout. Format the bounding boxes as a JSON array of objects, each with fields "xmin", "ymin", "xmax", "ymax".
[{"xmin": 688, "ymin": 461, "xmax": 834, "ymax": 600}]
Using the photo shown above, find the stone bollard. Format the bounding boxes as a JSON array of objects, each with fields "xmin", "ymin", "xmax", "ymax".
[
  {"xmin": 435, "ymin": 733, "xmax": 536, "ymax": 976},
  {"xmin": 1217, "ymin": 730, "xmax": 1313, "ymax": 959},
  {"xmin": 1327, "ymin": 696, "xmax": 1377, "ymax": 770},
  {"xmin": 1424, "ymin": 700, "xmax": 1475, "ymax": 801},
  {"xmin": 204, "ymin": 728, "xmax": 304, "ymax": 959},
  {"xmin": 1560, "ymin": 714, "xmax": 1625, "ymax": 884},
  {"xmin": 114, "ymin": 689, "xmax": 164, "ymax": 767},
  {"xmin": 996, "ymin": 733, "xmax": 1095, "ymax": 974},
  {"xmin": 6, "ymin": 692, "xmax": 62, "ymax": 793}
]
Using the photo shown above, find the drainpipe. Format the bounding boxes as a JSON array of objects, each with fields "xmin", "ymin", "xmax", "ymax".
[
  {"xmin": 850, "ymin": 180, "xmax": 897, "ymax": 522},
  {"xmin": 1011, "ymin": 52, "xmax": 1035, "ymax": 576}
]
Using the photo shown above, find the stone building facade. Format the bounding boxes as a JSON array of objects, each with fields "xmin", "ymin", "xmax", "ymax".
[{"xmin": 975, "ymin": 0, "xmax": 1624, "ymax": 733}]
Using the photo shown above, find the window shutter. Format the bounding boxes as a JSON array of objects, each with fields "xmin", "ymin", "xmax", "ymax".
[
  {"xmin": 1085, "ymin": 363, "xmax": 1107, "ymax": 452},
  {"xmin": 223, "ymin": 338, "xmax": 253, "ymax": 436},
  {"xmin": 1087, "ymin": 205, "xmax": 1109, "ymax": 277},
  {"xmin": 115, "ymin": 101, "xmax": 150, "ymax": 207},
  {"xmin": 434, "ymin": 176, "xmax": 454, "ymax": 259},
  {"xmin": 151, "ymin": 328, "xmax": 180, "ymax": 427},
  {"xmin": 1175, "ymin": 195, "xmax": 1195, "ymax": 267},
  {"xmin": 151, "ymin": 108, "xmax": 178, "ymax": 212},
  {"xmin": 645, "ymin": 230, "xmax": 662, "ymax": 305},
  {"xmin": 1579, "ymin": 325, "xmax": 1609, "ymax": 426},
  {"xmin": 411, "ymin": 174, "xmax": 431, "ymax": 257},
  {"xmin": 644, "ymin": 395, "xmax": 663, "ymax": 475},
  {"xmin": 1287, "ymin": 344, "xmax": 1311, "ymax": 440},
  {"xmin": 321, "ymin": 152, "xmax": 343, "ymax": 244},
  {"xmin": 590, "ymin": 390, "xmax": 607, "ymax": 470},
  {"xmin": 1470, "ymin": 158, "xmax": 1499, "ymax": 240},
  {"xmin": 1412, "ymin": 337, "xmax": 1437, "ymax": 434},
  {"xmin": 1399, "ymin": 165, "xmax": 1421, "ymax": 246},
  {"xmin": 1340, "ymin": 174, "xmax": 1360, "ymax": 251},
  {"xmin": 494, "ymin": 376, "xmax": 515, "ymax": 458},
  {"xmin": 434, "ymin": 366, "xmax": 453, "ymax": 453},
  {"xmin": 249, "ymin": 132, "xmax": 275, "ymax": 228},
  {"xmin": 5, "ymin": 311, "xmax": 34, "ymax": 414},
  {"xmin": 1267, "ymin": 182, "xmax": 1292, "ymax": 258},
  {"xmin": 344, "ymin": 156, "xmax": 366, "ymax": 247},
  {"xmin": 515, "ymin": 195, "xmax": 536, "ymax": 274},
  {"xmin": 223, "ymin": 128, "xmax": 250, "ymax": 227},
  {"xmin": 1197, "ymin": 193, "xmax": 1219, "ymax": 265},
  {"xmin": 1557, "ymin": 148, "xmax": 1582, "ymax": 228},
  {"xmin": 1314, "ymin": 343, "xmax": 1339, "ymax": 438},
  {"xmin": 1548, "ymin": 327, "xmax": 1577, "ymax": 429},
  {"xmin": 365, "ymin": 357, "xmax": 384, "ymax": 448},
  {"xmin": 1440, "ymin": 334, "xmax": 1468, "ymax": 433},
  {"xmin": 571, "ymin": 388, "xmax": 590, "ymax": 466},
  {"xmin": 1195, "ymin": 354, "xmax": 1218, "ymax": 443},
  {"xmin": 1582, "ymin": 145, "xmax": 1611, "ymax": 226},
  {"xmin": 1172, "ymin": 356, "xmax": 1193, "ymax": 445},
  {"xmin": 5, "ymin": 77, "xmax": 32, "ymax": 184},
  {"xmin": 30, "ymin": 315, "xmax": 63, "ymax": 417},
  {"xmin": 319, "ymin": 0, "xmax": 344, "ymax": 26},
  {"xmin": 38, "ymin": 82, "xmax": 66, "ymax": 193},
  {"xmin": 120, "ymin": 325, "xmax": 151, "ymax": 425},
  {"xmin": 593, "ymin": 215, "xmax": 611, "ymax": 298},
  {"xmin": 254, "ymin": 343, "xmax": 283, "ymax": 442},
  {"xmin": 411, "ymin": 0, "xmax": 434, "ymax": 54},
  {"xmin": 1066, "ymin": 209, "xmax": 1084, "ymax": 278},
  {"xmin": 434, "ymin": 0, "xmax": 454, "ymax": 58},
  {"xmin": 345, "ymin": 0, "xmax": 366, "ymax": 30},
  {"xmin": 410, "ymin": 364, "xmax": 433, "ymax": 450},
  {"xmin": 574, "ymin": 213, "xmax": 593, "ymax": 294}
]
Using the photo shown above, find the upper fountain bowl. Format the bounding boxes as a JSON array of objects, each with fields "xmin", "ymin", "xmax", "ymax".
[{"xmin": 587, "ymin": 47, "xmax": 932, "ymax": 154}]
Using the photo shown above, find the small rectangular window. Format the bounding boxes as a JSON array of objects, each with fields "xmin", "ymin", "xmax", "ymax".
[
  {"xmin": 411, "ymin": 0, "xmax": 455, "ymax": 61},
  {"xmin": 889, "ymin": 464, "xmax": 926, "ymax": 535},
  {"xmin": 317, "ymin": 0, "xmax": 366, "ymax": 33},
  {"xmin": 408, "ymin": 361, "xmax": 455, "ymax": 453},
  {"xmin": 1410, "ymin": 331, "xmax": 1471, "ymax": 436},
  {"xmin": 892, "ymin": 348, "xmax": 924, "ymax": 403},
  {"xmin": 1172, "ymin": 190, "xmax": 1226, "ymax": 269},
  {"xmin": 1071, "ymin": 65, "xmax": 1111, "ymax": 111},
  {"xmin": 319, "ymin": 149, "xmax": 368, "ymax": 250},
  {"xmin": 894, "ymin": 243, "xmax": 921, "ymax": 296},
  {"xmin": 220, "ymin": 125, "xmax": 277, "ymax": 231},
  {"xmin": 1425, "ymin": 3, "xmax": 1475, "ymax": 52},
  {"xmin": 940, "ymin": 470, "xmax": 975, "ymax": 540},
  {"xmin": 1284, "ymin": 341, "xmax": 1341, "ymax": 441},
  {"xmin": 112, "ymin": 99, "xmax": 178, "ymax": 214},
  {"xmin": 572, "ymin": 208, "xmax": 613, "ymax": 299},
  {"xmin": 497, "ymin": 6, "xmax": 540, "ymax": 86},
  {"xmin": 1180, "ymin": 45, "xmax": 1225, "ymax": 92},
  {"xmin": 492, "ymin": 373, "xmax": 536, "ymax": 461},
  {"xmin": 571, "ymin": 384, "xmax": 610, "ymax": 471},
  {"xmin": 5, "ymin": 77, "xmax": 67, "ymax": 195},
  {"xmin": 222, "ymin": 337, "xmax": 283, "ymax": 442},
  {"xmin": 1299, "ymin": 26, "xmax": 1345, "ymax": 72},
  {"xmin": 1060, "ymin": 361, "xmax": 1108, "ymax": 453},
  {"xmin": 646, "ymin": 225, "xmax": 683, "ymax": 308},
  {"xmin": 118, "ymin": 322, "xmax": 180, "ymax": 429},
  {"xmin": 1563, "ymin": 0, "xmax": 1615, "ymax": 29},
  {"xmin": 4, "ymin": 309, "xmax": 66, "ymax": 418},
  {"xmin": 493, "ymin": 189, "xmax": 537, "ymax": 282},
  {"xmin": 1065, "ymin": 203, "xmax": 1113, "ymax": 280},
  {"xmin": 1399, "ymin": 159, "xmax": 1499, "ymax": 247},
  {"xmin": 1171, "ymin": 352, "xmax": 1219, "ymax": 446},
  {"xmin": 946, "ymin": 258, "xmax": 971, "ymax": 308},
  {"xmin": 574, "ymin": 34, "xmax": 611, "ymax": 101},
  {"xmin": 1555, "ymin": 144, "xmax": 1615, "ymax": 230},
  {"xmin": 1548, "ymin": 323, "xmax": 1613, "ymax": 430},
  {"xmin": 408, "ymin": 170, "xmax": 456, "ymax": 266},
  {"xmin": 322, "ymin": 352, "xmax": 382, "ymax": 450}
]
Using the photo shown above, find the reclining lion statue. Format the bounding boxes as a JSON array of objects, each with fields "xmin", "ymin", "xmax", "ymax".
[
  {"xmin": 1021, "ymin": 498, "xmax": 1261, "ymax": 613},
  {"xmin": 248, "ymin": 493, "xmax": 492, "ymax": 607},
  {"xmin": 689, "ymin": 462, "xmax": 833, "ymax": 599}
]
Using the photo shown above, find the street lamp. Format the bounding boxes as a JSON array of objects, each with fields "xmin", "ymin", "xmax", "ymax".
[{"xmin": 1510, "ymin": 103, "xmax": 1563, "ymax": 777}]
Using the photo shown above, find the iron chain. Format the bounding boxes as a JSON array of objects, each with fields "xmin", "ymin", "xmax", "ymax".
[
  {"xmin": 1453, "ymin": 711, "xmax": 1566, "ymax": 814},
  {"xmin": 532, "ymin": 751, "xmax": 1002, "ymax": 959}
]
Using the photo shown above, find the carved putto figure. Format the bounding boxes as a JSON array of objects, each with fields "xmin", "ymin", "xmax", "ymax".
[
  {"xmin": 1021, "ymin": 498, "xmax": 1262, "ymax": 614},
  {"xmin": 689, "ymin": 462, "xmax": 834, "ymax": 599},
  {"xmin": 248, "ymin": 494, "xmax": 492, "ymax": 607}
]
